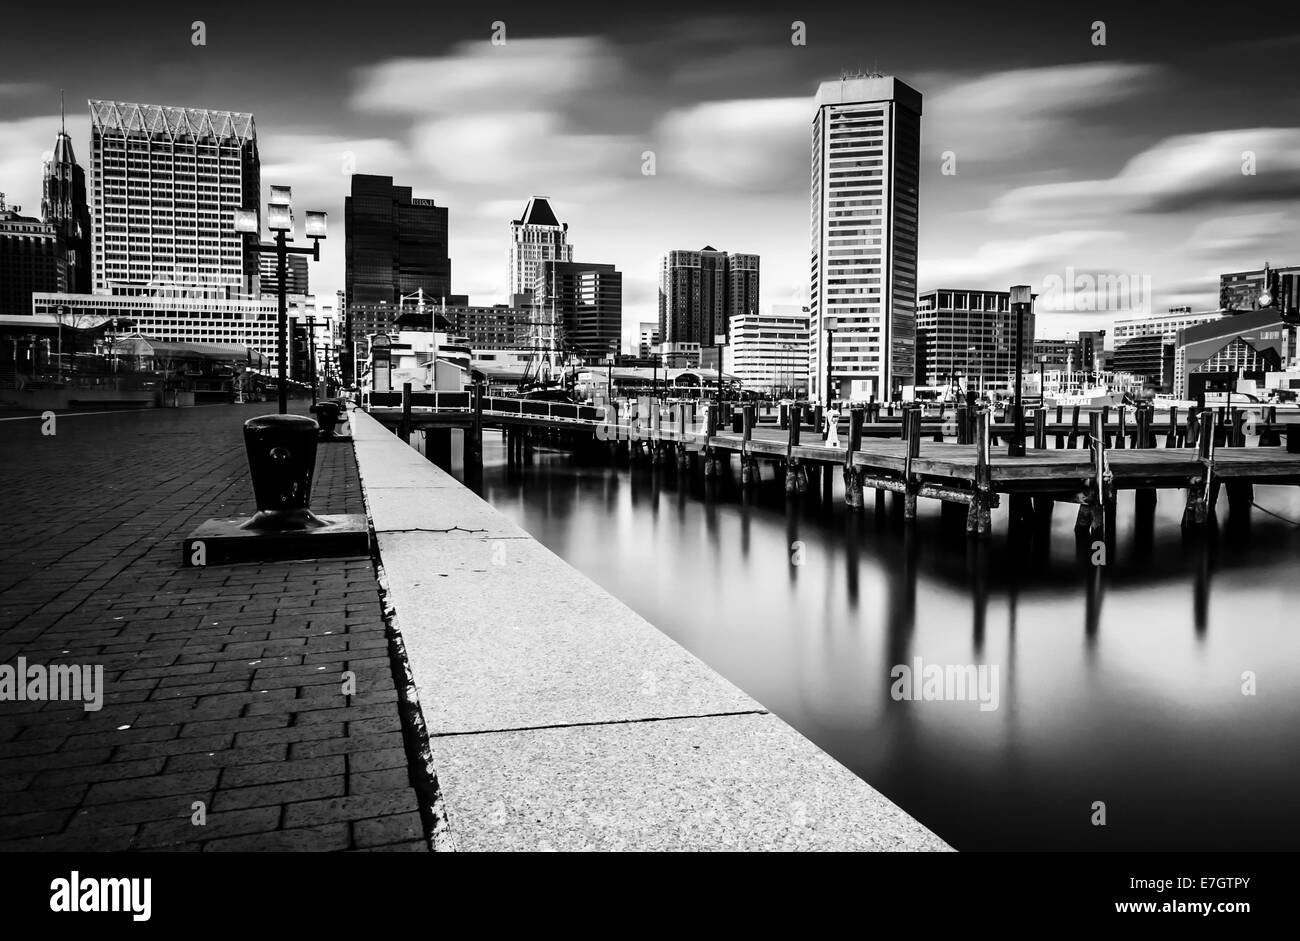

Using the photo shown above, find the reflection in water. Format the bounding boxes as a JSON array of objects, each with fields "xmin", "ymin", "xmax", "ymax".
[{"xmin": 472, "ymin": 431, "xmax": 1300, "ymax": 850}]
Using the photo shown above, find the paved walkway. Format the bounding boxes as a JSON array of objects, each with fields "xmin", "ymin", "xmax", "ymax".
[
  {"xmin": 355, "ymin": 409, "xmax": 950, "ymax": 851},
  {"xmin": 0, "ymin": 403, "xmax": 427, "ymax": 851}
]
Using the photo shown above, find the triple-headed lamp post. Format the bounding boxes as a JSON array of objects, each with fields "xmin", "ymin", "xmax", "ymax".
[
  {"xmin": 1008, "ymin": 284, "xmax": 1033, "ymax": 457},
  {"xmin": 235, "ymin": 186, "xmax": 327, "ymax": 414}
]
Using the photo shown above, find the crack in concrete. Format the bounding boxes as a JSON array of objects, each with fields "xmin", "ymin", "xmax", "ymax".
[{"xmin": 429, "ymin": 709, "xmax": 772, "ymax": 738}]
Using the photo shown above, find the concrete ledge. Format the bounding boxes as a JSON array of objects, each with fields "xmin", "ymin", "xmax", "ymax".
[{"xmin": 350, "ymin": 408, "xmax": 950, "ymax": 851}]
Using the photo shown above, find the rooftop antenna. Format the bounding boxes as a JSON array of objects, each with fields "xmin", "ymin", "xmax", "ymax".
[{"xmin": 60, "ymin": 89, "xmax": 65, "ymax": 135}]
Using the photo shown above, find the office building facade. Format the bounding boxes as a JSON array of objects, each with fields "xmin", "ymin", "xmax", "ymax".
[
  {"xmin": 726, "ymin": 304, "xmax": 810, "ymax": 396},
  {"xmin": 509, "ymin": 197, "xmax": 571, "ymax": 300},
  {"xmin": 538, "ymin": 261, "xmax": 622, "ymax": 362},
  {"xmin": 345, "ymin": 174, "xmax": 450, "ymax": 307},
  {"xmin": 89, "ymin": 100, "xmax": 260, "ymax": 296},
  {"xmin": 810, "ymin": 75, "xmax": 921, "ymax": 401},
  {"xmin": 915, "ymin": 289, "xmax": 1033, "ymax": 394},
  {"xmin": 638, "ymin": 321, "xmax": 660, "ymax": 358},
  {"xmin": 1, "ymin": 197, "xmax": 67, "ymax": 317},
  {"xmin": 1175, "ymin": 310, "xmax": 1295, "ymax": 398},
  {"xmin": 258, "ymin": 250, "xmax": 309, "ymax": 298}
]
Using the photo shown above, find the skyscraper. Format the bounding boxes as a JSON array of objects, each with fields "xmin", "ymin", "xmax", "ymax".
[
  {"xmin": 41, "ymin": 96, "xmax": 91, "ymax": 295},
  {"xmin": 659, "ymin": 247, "xmax": 759, "ymax": 347},
  {"xmin": 89, "ymin": 100, "xmax": 260, "ymax": 295},
  {"xmin": 810, "ymin": 75, "xmax": 921, "ymax": 401},
  {"xmin": 537, "ymin": 260, "xmax": 622, "ymax": 362},
  {"xmin": 344, "ymin": 174, "xmax": 451, "ymax": 306},
  {"xmin": 509, "ymin": 197, "xmax": 571, "ymax": 299}
]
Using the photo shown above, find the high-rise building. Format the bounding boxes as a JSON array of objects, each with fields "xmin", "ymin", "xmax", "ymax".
[
  {"xmin": 1, "ymin": 195, "xmax": 67, "ymax": 317},
  {"xmin": 659, "ymin": 247, "xmax": 759, "ymax": 347},
  {"xmin": 89, "ymin": 100, "xmax": 260, "ymax": 295},
  {"xmin": 509, "ymin": 197, "xmax": 572, "ymax": 300},
  {"xmin": 345, "ymin": 174, "xmax": 451, "ymax": 307},
  {"xmin": 41, "ymin": 99, "xmax": 91, "ymax": 295},
  {"xmin": 537, "ymin": 261, "xmax": 622, "ymax": 362},
  {"xmin": 915, "ymin": 289, "xmax": 1033, "ymax": 394},
  {"xmin": 810, "ymin": 75, "xmax": 921, "ymax": 401},
  {"xmin": 258, "ymin": 250, "xmax": 309, "ymax": 297},
  {"xmin": 726, "ymin": 305, "xmax": 810, "ymax": 396}
]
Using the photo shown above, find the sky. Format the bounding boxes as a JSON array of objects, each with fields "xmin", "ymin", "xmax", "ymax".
[{"xmin": 3, "ymin": 0, "xmax": 1300, "ymax": 345}]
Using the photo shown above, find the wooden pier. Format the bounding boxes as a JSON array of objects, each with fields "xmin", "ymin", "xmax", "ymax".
[{"xmin": 364, "ymin": 389, "xmax": 1300, "ymax": 540}]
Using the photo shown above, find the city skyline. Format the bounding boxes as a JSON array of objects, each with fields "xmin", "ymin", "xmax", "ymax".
[{"xmin": 3, "ymin": 4, "xmax": 1298, "ymax": 345}]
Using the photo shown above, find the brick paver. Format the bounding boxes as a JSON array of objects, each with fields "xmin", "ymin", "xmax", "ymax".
[{"xmin": 0, "ymin": 403, "xmax": 428, "ymax": 851}]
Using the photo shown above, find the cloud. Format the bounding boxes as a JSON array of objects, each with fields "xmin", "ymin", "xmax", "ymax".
[
  {"xmin": 920, "ymin": 62, "xmax": 1162, "ymax": 163},
  {"xmin": 921, "ymin": 229, "xmax": 1124, "ymax": 288},
  {"xmin": 351, "ymin": 39, "xmax": 623, "ymax": 116},
  {"xmin": 655, "ymin": 96, "xmax": 808, "ymax": 191},
  {"xmin": 408, "ymin": 112, "xmax": 634, "ymax": 187},
  {"xmin": 992, "ymin": 128, "xmax": 1300, "ymax": 222},
  {"xmin": 1182, "ymin": 211, "xmax": 1294, "ymax": 261}
]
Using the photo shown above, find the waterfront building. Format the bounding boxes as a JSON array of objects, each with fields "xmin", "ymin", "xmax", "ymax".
[
  {"xmin": 810, "ymin": 75, "xmax": 921, "ymax": 401},
  {"xmin": 915, "ymin": 289, "xmax": 1033, "ymax": 395},
  {"xmin": 1174, "ymin": 309, "xmax": 1296, "ymax": 398},
  {"xmin": 1112, "ymin": 309, "xmax": 1225, "ymax": 391},
  {"xmin": 89, "ymin": 100, "xmax": 260, "ymax": 296},
  {"xmin": 345, "ymin": 174, "xmax": 450, "ymax": 307},
  {"xmin": 29, "ymin": 290, "xmax": 332, "ymax": 379},
  {"xmin": 508, "ymin": 197, "xmax": 571, "ymax": 300},
  {"xmin": 658, "ymin": 247, "xmax": 759, "ymax": 348},
  {"xmin": 725, "ymin": 304, "xmax": 810, "ymax": 396}
]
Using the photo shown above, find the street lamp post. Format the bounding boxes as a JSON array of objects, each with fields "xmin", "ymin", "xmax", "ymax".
[
  {"xmin": 823, "ymin": 316, "xmax": 838, "ymax": 407},
  {"xmin": 714, "ymin": 333, "xmax": 727, "ymax": 422},
  {"xmin": 1008, "ymin": 285, "xmax": 1033, "ymax": 457},
  {"xmin": 236, "ymin": 186, "xmax": 327, "ymax": 415}
]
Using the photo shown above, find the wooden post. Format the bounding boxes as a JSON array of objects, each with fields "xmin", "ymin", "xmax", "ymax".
[
  {"xmin": 1230, "ymin": 408, "xmax": 1246, "ymax": 448},
  {"xmin": 1260, "ymin": 406, "xmax": 1282, "ymax": 446},
  {"xmin": 1067, "ymin": 405, "xmax": 1081, "ymax": 449},
  {"xmin": 1033, "ymin": 406, "xmax": 1047, "ymax": 450},
  {"xmin": 1183, "ymin": 409, "xmax": 1217, "ymax": 527},
  {"xmin": 956, "ymin": 404, "xmax": 969, "ymax": 445},
  {"xmin": 1101, "ymin": 405, "xmax": 1112, "ymax": 448},
  {"xmin": 845, "ymin": 407, "xmax": 864, "ymax": 509},
  {"xmin": 399, "ymin": 381, "xmax": 412, "ymax": 443},
  {"xmin": 467, "ymin": 381, "xmax": 484, "ymax": 472},
  {"xmin": 1077, "ymin": 410, "xmax": 1109, "ymax": 540},
  {"xmin": 903, "ymin": 407, "xmax": 921, "ymax": 520},
  {"xmin": 1164, "ymin": 406, "xmax": 1179, "ymax": 448},
  {"xmin": 967, "ymin": 409, "xmax": 992, "ymax": 538},
  {"xmin": 1115, "ymin": 405, "xmax": 1127, "ymax": 449},
  {"xmin": 1055, "ymin": 405, "xmax": 1065, "ymax": 450}
]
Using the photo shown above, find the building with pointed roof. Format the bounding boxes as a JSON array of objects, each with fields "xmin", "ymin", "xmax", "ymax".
[
  {"xmin": 508, "ymin": 197, "xmax": 572, "ymax": 299},
  {"xmin": 87, "ymin": 99, "xmax": 260, "ymax": 295},
  {"xmin": 41, "ymin": 93, "xmax": 91, "ymax": 294}
]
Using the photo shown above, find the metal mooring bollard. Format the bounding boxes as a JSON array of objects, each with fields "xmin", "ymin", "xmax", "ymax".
[
  {"xmin": 313, "ymin": 400, "xmax": 341, "ymax": 438},
  {"xmin": 241, "ymin": 414, "xmax": 322, "ymax": 530}
]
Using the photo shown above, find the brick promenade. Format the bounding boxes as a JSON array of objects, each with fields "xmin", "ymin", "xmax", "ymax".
[{"xmin": 0, "ymin": 403, "xmax": 428, "ymax": 851}]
